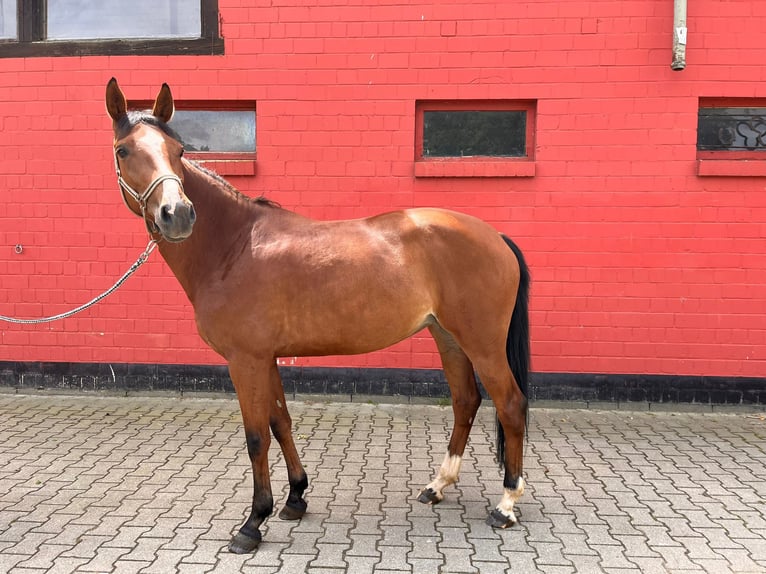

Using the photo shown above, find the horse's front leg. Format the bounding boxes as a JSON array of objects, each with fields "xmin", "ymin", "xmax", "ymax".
[
  {"xmin": 227, "ymin": 356, "xmax": 275, "ymax": 554},
  {"xmin": 268, "ymin": 362, "xmax": 309, "ymax": 520}
]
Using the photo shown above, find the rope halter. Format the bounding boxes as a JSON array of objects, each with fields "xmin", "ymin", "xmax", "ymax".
[{"xmin": 114, "ymin": 149, "xmax": 184, "ymax": 236}]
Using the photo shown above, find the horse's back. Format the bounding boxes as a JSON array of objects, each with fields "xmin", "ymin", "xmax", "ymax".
[{"xmin": 391, "ymin": 207, "xmax": 519, "ymax": 277}]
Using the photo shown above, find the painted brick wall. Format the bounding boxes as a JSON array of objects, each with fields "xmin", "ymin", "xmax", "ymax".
[{"xmin": 0, "ymin": 0, "xmax": 764, "ymax": 379}]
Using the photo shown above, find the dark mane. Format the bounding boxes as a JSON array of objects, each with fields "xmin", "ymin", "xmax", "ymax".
[
  {"xmin": 119, "ymin": 110, "xmax": 280, "ymax": 209},
  {"xmin": 188, "ymin": 159, "xmax": 281, "ymax": 209}
]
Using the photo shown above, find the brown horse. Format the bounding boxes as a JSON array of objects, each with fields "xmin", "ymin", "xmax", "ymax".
[{"xmin": 105, "ymin": 79, "xmax": 531, "ymax": 553}]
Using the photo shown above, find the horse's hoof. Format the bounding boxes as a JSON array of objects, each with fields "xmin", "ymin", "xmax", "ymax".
[
  {"xmin": 417, "ymin": 488, "xmax": 442, "ymax": 505},
  {"xmin": 228, "ymin": 531, "xmax": 261, "ymax": 554},
  {"xmin": 278, "ymin": 499, "xmax": 307, "ymax": 520},
  {"xmin": 486, "ymin": 508, "xmax": 517, "ymax": 529}
]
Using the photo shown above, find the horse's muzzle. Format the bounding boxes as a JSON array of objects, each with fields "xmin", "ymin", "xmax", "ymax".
[{"xmin": 154, "ymin": 196, "xmax": 196, "ymax": 242}]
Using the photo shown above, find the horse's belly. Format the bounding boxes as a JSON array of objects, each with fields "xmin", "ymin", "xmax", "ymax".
[{"xmin": 274, "ymin": 296, "xmax": 434, "ymax": 357}]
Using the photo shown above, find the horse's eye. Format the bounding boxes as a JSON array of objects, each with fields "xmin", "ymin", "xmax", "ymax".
[
  {"xmin": 116, "ymin": 147, "xmax": 128, "ymax": 159},
  {"xmin": 179, "ymin": 148, "xmax": 185, "ymax": 158}
]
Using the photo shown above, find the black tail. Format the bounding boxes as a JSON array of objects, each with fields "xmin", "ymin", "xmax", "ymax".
[{"xmin": 496, "ymin": 235, "xmax": 531, "ymax": 468}]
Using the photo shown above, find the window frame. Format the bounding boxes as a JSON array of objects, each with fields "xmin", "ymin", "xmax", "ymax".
[
  {"xmin": 131, "ymin": 99, "xmax": 257, "ymax": 176},
  {"xmin": 0, "ymin": 0, "xmax": 223, "ymax": 58},
  {"xmin": 414, "ymin": 100, "xmax": 536, "ymax": 178},
  {"xmin": 697, "ymin": 97, "xmax": 766, "ymax": 177}
]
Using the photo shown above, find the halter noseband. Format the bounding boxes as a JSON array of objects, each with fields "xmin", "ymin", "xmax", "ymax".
[{"xmin": 113, "ymin": 150, "xmax": 184, "ymax": 236}]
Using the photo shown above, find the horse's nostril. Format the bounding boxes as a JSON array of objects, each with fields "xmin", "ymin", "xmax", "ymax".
[
  {"xmin": 160, "ymin": 204, "xmax": 173, "ymax": 223},
  {"xmin": 188, "ymin": 204, "xmax": 197, "ymax": 224}
]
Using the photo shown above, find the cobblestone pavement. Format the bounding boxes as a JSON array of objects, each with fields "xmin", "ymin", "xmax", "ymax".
[{"xmin": 0, "ymin": 394, "xmax": 764, "ymax": 573}]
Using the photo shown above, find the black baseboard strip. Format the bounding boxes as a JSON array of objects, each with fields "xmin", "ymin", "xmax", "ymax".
[{"xmin": 0, "ymin": 361, "xmax": 764, "ymax": 405}]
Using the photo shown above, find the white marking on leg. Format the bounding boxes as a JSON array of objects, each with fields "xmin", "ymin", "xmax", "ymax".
[
  {"xmin": 425, "ymin": 452, "xmax": 462, "ymax": 501},
  {"xmin": 496, "ymin": 477, "xmax": 525, "ymax": 524}
]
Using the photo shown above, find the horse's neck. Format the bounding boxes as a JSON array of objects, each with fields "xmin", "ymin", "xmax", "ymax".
[{"xmin": 156, "ymin": 162, "xmax": 260, "ymax": 302}]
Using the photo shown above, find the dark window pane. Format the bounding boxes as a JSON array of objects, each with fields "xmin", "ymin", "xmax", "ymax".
[
  {"xmin": 697, "ymin": 107, "xmax": 766, "ymax": 151},
  {"xmin": 171, "ymin": 110, "xmax": 256, "ymax": 153},
  {"xmin": 1, "ymin": 0, "xmax": 17, "ymax": 39},
  {"xmin": 423, "ymin": 110, "xmax": 527, "ymax": 158},
  {"xmin": 47, "ymin": 0, "xmax": 200, "ymax": 40}
]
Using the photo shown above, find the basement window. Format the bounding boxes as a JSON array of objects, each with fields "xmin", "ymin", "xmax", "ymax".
[
  {"xmin": 415, "ymin": 101, "xmax": 536, "ymax": 177},
  {"xmin": 697, "ymin": 99, "xmax": 766, "ymax": 176},
  {"xmin": 131, "ymin": 101, "xmax": 257, "ymax": 176},
  {"xmin": 172, "ymin": 107, "xmax": 256, "ymax": 176}
]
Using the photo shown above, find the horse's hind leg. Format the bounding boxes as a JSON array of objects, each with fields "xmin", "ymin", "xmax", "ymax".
[
  {"xmin": 418, "ymin": 323, "xmax": 481, "ymax": 505},
  {"xmin": 473, "ymin": 358, "xmax": 527, "ymax": 528},
  {"xmin": 268, "ymin": 363, "xmax": 309, "ymax": 521}
]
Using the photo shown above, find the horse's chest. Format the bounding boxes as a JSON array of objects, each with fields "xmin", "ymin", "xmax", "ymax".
[
  {"xmin": 193, "ymin": 315, "xmax": 226, "ymax": 357},
  {"xmin": 191, "ymin": 289, "xmax": 270, "ymax": 359}
]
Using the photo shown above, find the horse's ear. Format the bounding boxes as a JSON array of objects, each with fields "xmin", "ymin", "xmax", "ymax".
[
  {"xmin": 152, "ymin": 83, "xmax": 175, "ymax": 124},
  {"xmin": 105, "ymin": 77, "xmax": 127, "ymax": 123}
]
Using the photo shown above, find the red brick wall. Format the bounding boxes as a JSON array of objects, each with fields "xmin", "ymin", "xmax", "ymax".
[{"xmin": 0, "ymin": 0, "xmax": 764, "ymax": 378}]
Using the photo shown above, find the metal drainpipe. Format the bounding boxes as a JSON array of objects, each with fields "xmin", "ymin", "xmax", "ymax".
[{"xmin": 671, "ymin": 0, "xmax": 688, "ymax": 70}]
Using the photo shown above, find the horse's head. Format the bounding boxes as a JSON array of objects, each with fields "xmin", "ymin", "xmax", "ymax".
[{"xmin": 105, "ymin": 78, "xmax": 196, "ymax": 242}]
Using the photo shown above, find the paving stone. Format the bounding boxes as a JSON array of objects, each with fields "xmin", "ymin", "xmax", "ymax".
[
  {"xmin": 746, "ymin": 537, "xmax": 766, "ymax": 562},
  {"xmin": 343, "ymin": 555, "xmax": 380, "ymax": 573},
  {"xmin": 45, "ymin": 556, "xmax": 92, "ymax": 574},
  {"xmin": 0, "ymin": 554, "xmax": 33, "ymax": 572},
  {"xmin": 379, "ymin": 524, "xmax": 413, "ymax": 547},
  {"xmin": 469, "ymin": 561, "xmax": 515, "ymax": 574},
  {"xmin": 718, "ymin": 548, "xmax": 766, "ymax": 573},
  {"xmin": 377, "ymin": 542, "xmax": 411, "ymax": 566},
  {"xmin": 557, "ymin": 553, "xmax": 601, "ymax": 573},
  {"xmin": 612, "ymin": 534, "xmax": 658, "ymax": 559},
  {"xmin": 532, "ymin": 541, "xmax": 574, "ymax": 567},
  {"xmin": 633, "ymin": 524, "xmax": 682, "ymax": 548},
  {"xmin": 407, "ymin": 535, "xmax": 441, "ymax": 560},
  {"xmin": 79, "ymin": 547, "xmax": 133, "ymax": 572},
  {"xmin": 177, "ymin": 539, "xmax": 225, "ymax": 565},
  {"xmin": 138, "ymin": 548, "xmax": 194, "ymax": 573},
  {"xmin": 557, "ymin": 533, "xmax": 597, "ymax": 556},
  {"xmin": 279, "ymin": 552, "xmax": 317, "ymax": 573},
  {"xmin": 208, "ymin": 550, "xmax": 254, "ymax": 573},
  {"xmin": 346, "ymin": 533, "xmax": 381, "ymax": 558},
  {"xmin": 308, "ymin": 543, "xmax": 348, "ymax": 569},
  {"xmin": 13, "ymin": 543, "xmax": 74, "ymax": 571},
  {"xmin": 110, "ymin": 558, "xmax": 152, "ymax": 574},
  {"xmin": 2, "ymin": 531, "xmax": 58, "ymax": 556},
  {"xmin": 653, "ymin": 544, "xmax": 706, "ymax": 570},
  {"xmin": 407, "ymin": 557, "xmax": 443, "ymax": 573},
  {"xmin": 439, "ymin": 547, "xmax": 478, "ymax": 572},
  {"xmin": 0, "ymin": 521, "xmax": 45, "ymax": 545}
]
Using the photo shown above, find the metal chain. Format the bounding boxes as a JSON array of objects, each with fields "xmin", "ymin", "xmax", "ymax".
[{"xmin": 0, "ymin": 239, "xmax": 158, "ymax": 325}]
